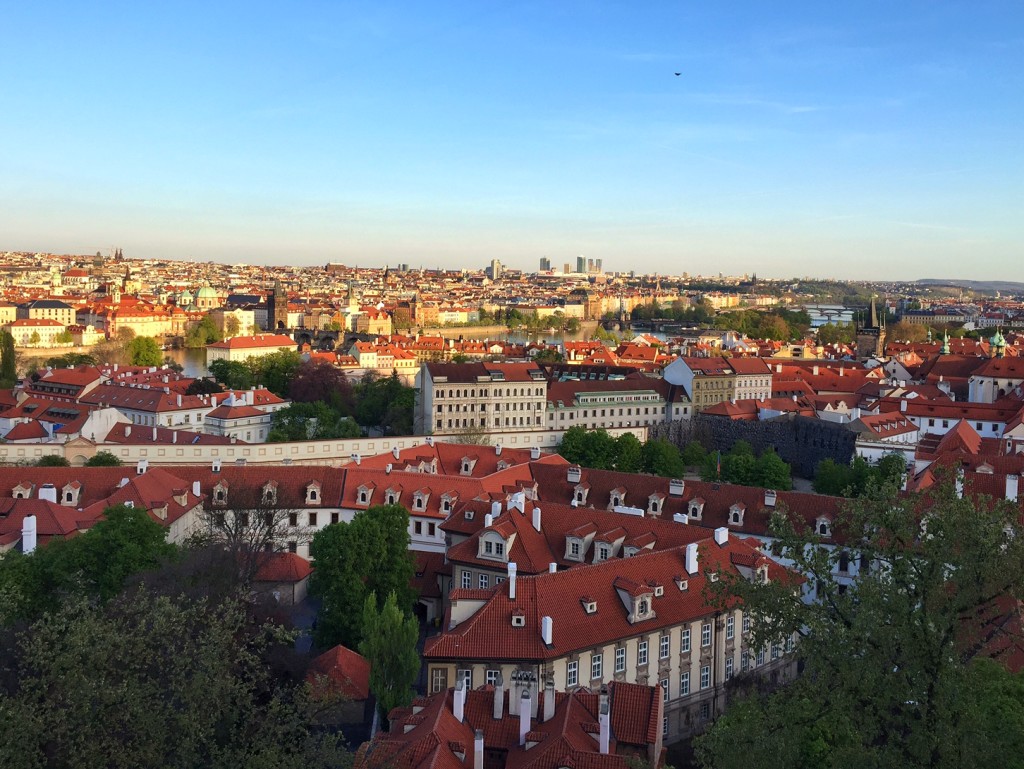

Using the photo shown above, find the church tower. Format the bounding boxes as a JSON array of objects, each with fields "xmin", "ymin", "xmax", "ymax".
[
  {"xmin": 266, "ymin": 280, "xmax": 288, "ymax": 331},
  {"xmin": 855, "ymin": 296, "xmax": 886, "ymax": 360}
]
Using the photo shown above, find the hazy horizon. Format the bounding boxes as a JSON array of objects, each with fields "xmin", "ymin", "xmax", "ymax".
[{"xmin": 2, "ymin": 2, "xmax": 1021, "ymax": 281}]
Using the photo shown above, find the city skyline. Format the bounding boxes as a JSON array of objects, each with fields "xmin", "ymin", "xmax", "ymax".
[{"xmin": 2, "ymin": 2, "xmax": 1021, "ymax": 280}]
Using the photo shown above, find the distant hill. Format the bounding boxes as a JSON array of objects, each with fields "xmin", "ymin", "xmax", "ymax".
[{"xmin": 916, "ymin": 279, "xmax": 1024, "ymax": 294}]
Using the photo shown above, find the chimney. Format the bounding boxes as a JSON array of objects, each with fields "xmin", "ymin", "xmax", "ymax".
[
  {"xmin": 685, "ymin": 542, "xmax": 699, "ymax": 574},
  {"xmin": 474, "ymin": 730, "xmax": 484, "ymax": 769},
  {"xmin": 136, "ymin": 459, "xmax": 148, "ymax": 474},
  {"xmin": 211, "ymin": 396, "xmax": 217, "ymax": 407},
  {"xmin": 543, "ymin": 676, "xmax": 555, "ymax": 722},
  {"xmin": 567, "ymin": 466, "xmax": 582, "ymax": 484},
  {"xmin": 125, "ymin": 425, "xmax": 131, "ymax": 437},
  {"xmin": 764, "ymin": 489, "xmax": 777, "ymax": 507},
  {"xmin": 1007, "ymin": 474, "xmax": 1020, "ymax": 502},
  {"xmin": 541, "ymin": 615, "xmax": 553, "ymax": 646},
  {"xmin": 519, "ymin": 690, "xmax": 531, "ymax": 746},
  {"xmin": 495, "ymin": 443, "xmax": 502, "ymax": 456},
  {"xmin": 598, "ymin": 690, "xmax": 610, "ymax": 755},
  {"xmin": 714, "ymin": 527, "xmax": 729, "ymax": 546},
  {"xmin": 508, "ymin": 562, "xmax": 517, "ymax": 599},
  {"xmin": 453, "ymin": 680, "xmax": 466, "ymax": 723},
  {"xmin": 812, "ymin": 365, "xmax": 819, "ymax": 376},
  {"xmin": 176, "ymin": 393, "xmax": 182, "ymax": 407},
  {"xmin": 548, "ymin": 562, "xmax": 557, "ymax": 573},
  {"xmin": 192, "ymin": 480, "xmax": 201, "ymax": 497},
  {"xmin": 669, "ymin": 478, "xmax": 685, "ymax": 496},
  {"xmin": 485, "ymin": 513, "xmax": 493, "ymax": 528},
  {"xmin": 152, "ymin": 427, "xmax": 157, "ymax": 440},
  {"xmin": 212, "ymin": 458, "xmax": 222, "ymax": 473},
  {"xmin": 351, "ymin": 453, "xmax": 361, "ymax": 465},
  {"xmin": 21, "ymin": 514, "xmax": 38, "ymax": 554},
  {"xmin": 392, "ymin": 446, "xmax": 400, "ymax": 460},
  {"xmin": 425, "ymin": 435, "xmax": 434, "ymax": 447},
  {"xmin": 900, "ymin": 399, "xmax": 908, "ymax": 413},
  {"xmin": 532, "ymin": 506, "xmax": 542, "ymax": 532},
  {"xmin": 172, "ymin": 431, "xmax": 177, "ymax": 444},
  {"xmin": 491, "ymin": 500, "xmax": 502, "ymax": 517},
  {"xmin": 673, "ymin": 513, "xmax": 689, "ymax": 524},
  {"xmin": 493, "ymin": 673, "xmax": 505, "ymax": 719},
  {"xmin": 530, "ymin": 446, "xmax": 541, "ymax": 460},
  {"xmin": 36, "ymin": 483, "xmax": 57, "ymax": 503},
  {"xmin": 385, "ymin": 463, "xmax": 392, "ymax": 474}
]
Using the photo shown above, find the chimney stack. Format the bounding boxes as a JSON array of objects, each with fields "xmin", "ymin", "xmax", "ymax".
[
  {"xmin": 764, "ymin": 489, "xmax": 777, "ymax": 507},
  {"xmin": 393, "ymin": 446, "xmax": 401, "ymax": 460},
  {"xmin": 1007, "ymin": 474, "xmax": 1020, "ymax": 503},
  {"xmin": 192, "ymin": 480, "xmax": 201, "ymax": 497},
  {"xmin": 474, "ymin": 730, "xmax": 484, "ymax": 769},
  {"xmin": 543, "ymin": 676, "xmax": 555, "ymax": 722},
  {"xmin": 485, "ymin": 513, "xmax": 493, "ymax": 528},
  {"xmin": 567, "ymin": 466, "xmax": 582, "ymax": 484},
  {"xmin": 530, "ymin": 446, "xmax": 541, "ymax": 460},
  {"xmin": 541, "ymin": 616, "xmax": 553, "ymax": 646},
  {"xmin": 136, "ymin": 459, "xmax": 148, "ymax": 475},
  {"xmin": 508, "ymin": 562, "xmax": 517, "ymax": 599},
  {"xmin": 532, "ymin": 506, "xmax": 542, "ymax": 532},
  {"xmin": 519, "ymin": 690, "xmax": 531, "ymax": 746},
  {"xmin": 37, "ymin": 484, "xmax": 57, "ymax": 504},
  {"xmin": 495, "ymin": 443, "xmax": 502, "ymax": 456},
  {"xmin": 21, "ymin": 515, "xmax": 37, "ymax": 554},
  {"xmin": 673, "ymin": 513, "xmax": 689, "ymax": 524},
  {"xmin": 453, "ymin": 679, "xmax": 466, "ymax": 723},
  {"xmin": 669, "ymin": 478, "xmax": 685, "ymax": 496},
  {"xmin": 493, "ymin": 673, "xmax": 505, "ymax": 719},
  {"xmin": 491, "ymin": 500, "xmax": 502, "ymax": 517},
  {"xmin": 598, "ymin": 688, "xmax": 610, "ymax": 755},
  {"xmin": 548, "ymin": 562, "xmax": 557, "ymax": 573},
  {"xmin": 685, "ymin": 542, "xmax": 699, "ymax": 575},
  {"xmin": 714, "ymin": 527, "xmax": 729, "ymax": 546},
  {"xmin": 900, "ymin": 399, "xmax": 908, "ymax": 413}
]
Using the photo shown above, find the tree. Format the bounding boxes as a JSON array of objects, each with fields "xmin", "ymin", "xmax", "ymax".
[
  {"xmin": 681, "ymin": 441, "xmax": 708, "ymax": 469},
  {"xmin": 126, "ymin": 336, "xmax": 163, "ymax": 366},
  {"xmin": 85, "ymin": 451, "xmax": 123, "ymax": 467},
  {"xmin": 53, "ymin": 330, "xmax": 73, "ymax": 344},
  {"xmin": 184, "ymin": 315, "xmax": 222, "ymax": 348},
  {"xmin": 696, "ymin": 476, "xmax": 1024, "ymax": 769},
  {"xmin": 755, "ymin": 449, "xmax": 792, "ymax": 490},
  {"xmin": 557, "ymin": 425, "xmax": 589, "ymax": 465},
  {"xmin": 35, "ymin": 455, "xmax": 70, "ymax": 467},
  {"xmin": 224, "ymin": 315, "xmax": 241, "ymax": 338},
  {"xmin": 817, "ymin": 322, "xmax": 856, "ymax": 345},
  {"xmin": 0, "ymin": 589, "xmax": 347, "ymax": 768},
  {"xmin": 642, "ymin": 438, "xmax": 686, "ymax": 477},
  {"xmin": 0, "ymin": 331, "xmax": 17, "ymax": 387},
  {"xmin": 359, "ymin": 590, "xmax": 420, "ymax": 725},
  {"xmin": 353, "ymin": 372, "xmax": 415, "ymax": 436},
  {"xmin": 888, "ymin": 320, "xmax": 929, "ymax": 344},
  {"xmin": 614, "ymin": 433, "xmax": 644, "ymax": 473},
  {"xmin": 256, "ymin": 349, "xmax": 303, "ymax": 398},
  {"xmin": 267, "ymin": 402, "xmax": 361, "ymax": 442},
  {"xmin": 209, "ymin": 359, "xmax": 254, "ymax": 390},
  {"xmin": 311, "ymin": 504, "xmax": 416, "ymax": 650},
  {"xmin": 184, "ymin": 377, "xmax": 224, "ymax": 396},
  {"xmin": 28, "ymin": 331, "xmax": 40, "ymax": 346},
  {"xmin": 288, "ymin": 359, "xmax": 354, "ymax": 411},
  {"xmin": 533, "ymin": 347, "xmax": 564, "ymax": 363}
]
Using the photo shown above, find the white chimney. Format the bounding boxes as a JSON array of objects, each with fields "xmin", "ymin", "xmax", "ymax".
[
  {"xmin": 812, "ymin": 365, "xmax": 819, "ymax": 376},
  {"xmin": 508, "ymin": 562, "xmax": 517, "ymax": 599},
  {"xmin": 598, "ymin": 693, "xmax": 610, "ymax": 754},
  {"xmin": 152, "ymin": 427, "xmax": 157, "ymax": 440},
  {"xmin": 385, "ymin": 463, "xmax": 392, "ymax": 474},
  {"xmin": 567, "ymin": 466, "xmax": 582, "ymax": 484},
  {"xmin": 491, "ymin": 500, "xmax": 502, "ymax": 517},
  {"xmin": 172, "ymin": 431, "xmax": 177, "ymax": 444},
  {"xmin": 714, "ymin": 527, "xmax": 729, "ymax": 546},
  {"xmin": 137, "ymin": 459, "xmax": 148, "ymax": 474},
  {"xmin": 425, "ymin": 435, "xmax": 434, "ymax": 447},
  {"xmin": 392, "ymin": 446, "xmax": 400, "ymax": 460},
  {"xmin": 125, "ymin": 425, "xmax": 131, "ymax": 437},
  {"xmin": 519, "ymin": 690, "xmax": 531, "ymax": 745},
  {"xmin": 350, "ymin": 453, "xmax": 361, "ymax": 465},
  {"xmin": 509, "ymin": 492, "xmax": 526, "ymax": 514},
  {"xmin": 474, "ymin": 729, "xmax": 484, "ymax": 769},
  {"xmin": 1007, "ymin": 474, "xmax": 1020, "ymax": 502},
  {"xmin": 543, "ymin": 677, "xmax": 555, "ymax": 722},
  {"xmin": 673, "ymin": 513, "xmax": 689, "ymax": 524},
  {"xmin": 541, "ymin": 615, "xmax": 553, "ymax": 646},
  {"xmin": 212, "ymin": 458, "xmax": 222, "ymax": 473},
  {"xmin": 532, "ymin": 506, "xmax": 542, "ymax": 532},
  {"xmin": 176, "ymin": 393, "xmax": 182, "ymax": 407},
  {"xmin": 530, "ymin": 446, "xmax": 541, "ymax": 460},
  {"xmin": 485, "ymin": 513, "xmax": 493, "ymax": 528},
  {"xmin": 211, "ymin": 396, "xmax": 217, "ymax": 407},
  {"xmin": 669, "ymin": 478, "xmax": 685, "ymax": 496},
  {"xmin": 686, "ymin": 542, "xmax": 699, "ymax": 575},
  {"xmin": 493, "ymin": 673, "xmax": 505, "ymax": 719},
  {"xmin": 453, "ymin": 679, "xmax": 466, "ymax": 722},
  {"xmin": 21, "ymin": 514, "xmax": 38, "ymax": 554},
  {"xmin": 764, "ymin": 489, "xmax": 777, "ymax": 507},
  {"xmin": 900, "ymin": 399, "xmax": 908, "ymax": 413},
  {"xmin": 495, "ymin": 443, "xmax": 502, "ymax": 456},
  {"xmin": 548, "ymin": 562, "xmax": 557, "ymax": 573},
  {"xmin": 37, "ymin": 483, "xmax": 57, "ymax": 503}
]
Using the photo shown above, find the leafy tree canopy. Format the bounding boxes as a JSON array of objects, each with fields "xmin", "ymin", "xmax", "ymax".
[
  {"xmin": 85, "ymin": 451, "xmax": 123, "ymax": 466},
  {"xmin": 126, "ymin": 336, "xmax": 163, "ymax": 367}
]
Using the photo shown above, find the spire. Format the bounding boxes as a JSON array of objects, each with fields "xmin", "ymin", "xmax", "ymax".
[
  {"xmin": 940, "ymin": 330, "xmax": 950, "ymax": 355},
  {"xmin": 869, "ymin": 296, "xmax": 879, "ymax": 328}
]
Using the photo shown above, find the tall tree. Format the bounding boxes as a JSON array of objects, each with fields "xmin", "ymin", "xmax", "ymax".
[
  {"xmin": 288, "ymin": 359, "xmax": 354, "ymax": 411},
  {"xmin": 359, "ymin": 590, "xmax": 420, "ymax": 725},
  {"xmin": 0, "ymin": 330, "xmax": 16, "ymax": 387},
  {"xmin": 696, "ymin": 477, "xmax": 1024, "ymax": 769},
  {"xmin": 613, "ymin": 433, "xmax": 644, "ymax": 473},
  {"xmin": 641, "ymin": 438, "xmax": 686, "ymax": 477},
  {"xmin": 126, "ymin": 336, "xmax": 163, "ymax": 366},
  {"xmin": 209, "ymin": 359, "xmax": 254, "ymax": 390}
]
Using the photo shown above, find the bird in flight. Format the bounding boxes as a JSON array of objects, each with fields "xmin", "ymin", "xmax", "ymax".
[{"xmin": 674, "ymin": 72, "xmax": 681, "ymax": 76}]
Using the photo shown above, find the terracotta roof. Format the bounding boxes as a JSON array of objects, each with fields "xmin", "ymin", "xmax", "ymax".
[
  {"xmin": 307, "ymin": 645, "xmax": 371, "ymax": 700},
  {"xmin": 253, "ymin": 551, "xmax": 313, "ymax": 582}
]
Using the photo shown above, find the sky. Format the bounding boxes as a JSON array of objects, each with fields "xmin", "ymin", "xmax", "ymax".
[{"xmin": 1, "ymin": 1, "xmax": 1021, "ymax": 280}]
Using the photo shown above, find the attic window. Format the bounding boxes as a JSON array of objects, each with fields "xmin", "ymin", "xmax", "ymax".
[
  {"xmin": 512, "ymin": 614, "xmax": 526, "ymax": 627},
  {"xmin": 465, "ymin": 510, "xmax": 474, "ymax": 521},
  {"xmin": 386, "ymin": 493, "xmax": 397, "ymax": 505},
  {"xmin": 653, "ymin": 585, "xmax": 664, "ymax": 597},
  {"xmin": 441, "ymin": 498, "xmax": 452, "ymax": 513},
  {"xmin": 649, "ymin": 500, "xmax": 660, "ymax": 513},
  {"xmin": 582, "ymin": 600, "xmax": 597, "ymax": 614},
  {"xmin": 817, "ymin": 518, "xmax": 832, "ymax": 537},
  {"xmin": 611, "ymin": 495, "xmax": 621, "ymax": 507},
  {"xmin": 413, "ymin": 494, "xmax": 426, "ymax": 511},
  {"xmin": 675, "ymin": 578, "xmax": 688, "ymax": 591},
  {"xmin": 359, "ymin": 491, "xmax": 367, "ymax": 503}
]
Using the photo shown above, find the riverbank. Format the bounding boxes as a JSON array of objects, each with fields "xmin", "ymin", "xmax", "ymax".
[{"xmin": 415, "ymin": 320, "xmax": 599, "ymax": 339}]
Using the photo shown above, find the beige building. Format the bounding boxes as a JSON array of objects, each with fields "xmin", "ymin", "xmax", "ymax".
[
  {"xmin": 3, "ymin": 318, "xmax": 68, "ymax": 347},
  {"xmin": 205, "ymin": 333, "xmax": 297, "ymax": 364},
  {"xmin": 416, "ymin": 362, "xmax": 548, "ymax": 435},
  {"xmin": 663, "ymin": 356, "xmax": 773, "ymax": 414},
  {"xmin": 17, "ymin": 299, "xmax": 75, "ymax": 327}
]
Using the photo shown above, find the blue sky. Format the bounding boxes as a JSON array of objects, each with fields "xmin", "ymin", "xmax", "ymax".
[{"xmin": 1, "ymin": 1, "xmax": 1021, "ymax": 279}]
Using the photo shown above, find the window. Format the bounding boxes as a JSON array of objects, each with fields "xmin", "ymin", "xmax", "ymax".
[
  {"xmin": 308, "ymin": 512, "xmax": 317, "ymax": 527},
  {"xmin": 700, "ymin": 702, "xmax": 710, "ymax": 721},
  {"xmin": 570, "ymin": 541, "xmax": 580, "ymax": 557},
  {"xmin": 701, "ymin": 623, "xmax": 712, "ymax": 647},
  {"xmin": 638, "ymin": 641, "xmax": 648, "ymax": 666},
  {"xmin": 494, "ymin": 541, "xmax": 504, "ymax": 555},
  {"xmin": 591, "ymin": 653, "xmax": 603, "ymax": 680},
  {"xmin": 615, "ymin": 647, "xmax": 626, "ymax": 672},
  {"xmin": 461, "ymin": 570, "xmax": 471, "ymax": 589},
  {"xmin": 486, "ymin": 669, "xmax": 500, "ymax": 686},
  {"xmin": 726, "ymin": 616, "xmax": 734, "ymax": 640},
  {"xmin": 772, "ymin": 643, "xmax": 780, "ymax": 660},
  {"xmin": 288, "ymin": 513, "xmax": 298, "ymax": 527},
  {"xmin": 741, "ymin": 654, "xmax": 749, "ymax": 673},
  {"xmin": 725, "ymin": 657, "xmax": 734, "ymax": 680},
  {"xmin": 330, "ymin": 512, "xmax": 339, "ymax": 524},
  {"xmin": 661, "ymin": 678, "xmax": 669, "ymax": 703},
  {"xmin": 757, "ymin": 648, "xmax": 765, "ymax": 666},
  {"xmin": 431, "ymin": 668, "xmax": 448, "ymax": 693},
  {"xmin": 700, "ymin": 665, "xmax": 711, "ymax": 690},
  {"xmin": 479, "ymin": 573, "xmax": 489, "ymax": 589},
  {"xmin": 458, "ymin": 669, "xmax": 472, "ymax": 688},
  {"xmin": 567, "ymin": 660, "xmax": 578, "ymax": 687},
  {"xmin": 287, "ymin": 541, "xmax": 297, "ymax": 553},
  {"xmin": 786, "ymin": 635, "xmax": 795, "ymax": 653},
  {"xmin": 660, "ymin": 634, "xmax": 670, "ymax": 659},
  {"xmin": 742, "ymin": 615, "xmax": 751, "ymax": 634},
  {"xmin": 681, "ymin": 628, "xmax": 691, "ymax": 653},
  {"xmin": 598, "ymin": 545, "xmax": 610, "ymax": 560},
  {"xmin": 662, "ymin": 716, "xmax": 668, "ymax": 737}
]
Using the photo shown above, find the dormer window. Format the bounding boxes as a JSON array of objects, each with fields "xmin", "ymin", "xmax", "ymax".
[
  {"xmin": 816, "ymin": 517, "xmax": 832, "ymax": 537},
  {"xmin": 213, "ymin": 482, "xmax": 228, "ymax": 505},
  {"xmin": 61, "ymin": 482, "xmax": 80, "ymax": 506},
  {"xmin": 568, "ymin": 539, "xmax": 582, "ymax": 560},
  {"xmin": 573, "ymin": 483, "xmax": 589, "ymax": 504},
  {"xmin": 305, "ymin": 483, "xmax": 321, "ymax": 506},
  {"xmin": 412, "ymin": 491, "xmax": 428, "ymax": 511},
  {"xmin": 689, "ymin": 498, "xmax": 705, "ymax": 521},
  {"xmin": 512, "ymin": 612, "xmax": 526, "ymax": 627},
  {"xmin": 624, "ymin": 546, "xmax": 637, "ymax": 558},
  {"xmin": 596, "ymin": 544, "xmax": 610, "ymax": 561},
  {"xmin": 582, "ymin": 599, "xmax": 597, "ymax": 614},
  {"xmin": 385, "ymin": 488, "xmax": 399, "ymax": 505},
  {"xmin": 757, "ymin": 564, "xmax": 770, "ymax": 584},
  {"xmin": 262, "ymin": 483, "xmax": 277, "ymax": 505},
  {"xmin": 12, "ymin": 484, "xmax": 31, "ymax": 499},
  {"xmin": 648, "ymin": 494, "xmax": 662, "ymax": 514},
  {"xmin": 441, "ymin": 496, "xmax": 453, "ymax": 513},
  {"xmin": 653, "ymin": 585, "xmax": 664, "ymax": 597},
  {"xmin": 729, "ymin": 504, "xmax": 746, "ymax": 527},
  {"xmin": 460, "ymin": 456, "xmax": 477, "ymax": 476}
]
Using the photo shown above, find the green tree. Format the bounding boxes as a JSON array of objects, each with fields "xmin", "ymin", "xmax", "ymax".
[
  {"xmin": 208, "ymin": 359, "xmax": 254, "ymax": 390},
  {"xmin": 184, "ymin": 377, "xmax": 224, "ymax": 396},
  {"xmin": 28, "ymin": 331, "xmax": 40, "ymax": 346},
  {"xmin": 813, "ymin": 457, "xmax": 852, "ymax": 495},
  {"xmin": 311, "ymin": 504, "xmax": 416, "ymax": 649},
  {"xmin": 641, "ymin": 438, "xmax": 686, "ymax": 477},
  {"xmin": 817, "ymin": 322, "xmax": 856, "ymax": 345},
  {"xmin": 0, "ymin": 330, "xmax": 16, "ymax": 387},
  {"xmin": 697, "ymin": 477, "xmax": 1024, "ymax": 769},
  {"xmin": 267, "ymin": 402, "xmax": 361, "ymax": 442},
  {"xmin": 85, "ymin": 451, "xmax": 123, "ymax": 466},
  {"xmin": 256, "ymin": 349, "xmax": 303, "ymax": 397},
  {"xmin": 0, "ymin": 589, "xmax": 347, "ymax": 768},
  {"xmin": 557, "ymin": 425, "xmax": 589, "ymax": 465},
  {"xmin": 35, "ymin": 455, "xmax": 70, "ymax": 467},
  {"xmin": 224, "ymin": 315, "xmax": 241, "ymax": 337},
  {"xmin": 613, "ymin": 433, "xmax": 644, "ymax": 473},
  {"xmin": 680, "ymin": 441, "xmax": 708, "ymax": 469},
  {"xmin": 53, "ymin": 330, "xmax": 73, "ymax": 344},
  {"xmin": 353, "ymin": 371, "xmax": 415, "ymax": 436},
  {"xmin": 359, "ymin": 591, "xmax": 420, "ymax": 725},
  {"xmin": 184, "ymin": 315, "xmax": 222, "ymax": 348},
  {"xmin": 126, "ymin": 336, "xmax": 163, "ymax": 366},
  {"xmin": 754, "ymin": 449, "xmax": 792, "ymax": 490},
  {"xmin": 533, "ymin": 347, "xmax": 564, "ymax": 363}
]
